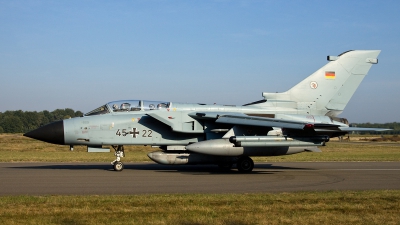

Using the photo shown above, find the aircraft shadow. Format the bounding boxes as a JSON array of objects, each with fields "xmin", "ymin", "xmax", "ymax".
[
  {"xmin": 145, "ymin": 164, "xmax": 314, "ymax": 175},
  {"xmin": 7, "ymin": 163, "xmax": 313, "ymax": 175}
]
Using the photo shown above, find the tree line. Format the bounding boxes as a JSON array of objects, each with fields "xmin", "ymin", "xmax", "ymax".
[
  {"xmin": 0, "ymin": 109, "xmax": 83, "ymax": 133},
  {"xmin": 351, "ymin": 122, "xmax": 400, "ymax": 135},
  {"xmin": 0, "ymin": 109, "xmax": 399, "ymax": 134}
]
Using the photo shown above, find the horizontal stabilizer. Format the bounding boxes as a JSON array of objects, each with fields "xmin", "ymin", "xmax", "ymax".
[{"xmin": 339, "ymin": 127, "xmax": 391, "ymax": 132}]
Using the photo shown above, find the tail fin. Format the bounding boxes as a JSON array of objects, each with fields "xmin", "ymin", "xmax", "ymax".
[{"xmin": 262, "ymin": 50, "xmax": 380, "ymax": 116}]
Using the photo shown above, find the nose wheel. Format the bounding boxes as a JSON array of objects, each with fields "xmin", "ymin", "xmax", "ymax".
[
  {"xmin": 111, "ymin": 145, "xmax": 125, "ymax": 171},
  {"xmin": 113, "ymin": 161, "xmax": 124, "ymax": 171}
]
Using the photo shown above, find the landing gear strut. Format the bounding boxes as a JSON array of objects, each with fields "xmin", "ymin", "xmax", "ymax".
[
  {"xmin": 236, "ymin": 156, "xmax": 254, "ymax": 173},
  {"xmin": 111, "ymin": 145, "xmax": 125, "ymax": 171}
]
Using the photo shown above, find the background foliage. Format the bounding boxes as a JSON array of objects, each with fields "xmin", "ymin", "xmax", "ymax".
[
  {"xmin": 352, "ymin": 122, "xmax": 400, "ymax": 135},
  {"xmin": 0, "ymin": 109, "xmax": 83, "ymax": 133}
]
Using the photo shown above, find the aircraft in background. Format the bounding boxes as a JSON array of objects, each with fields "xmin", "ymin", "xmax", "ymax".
[{"xmin": 24, "ymin": 50, "xmax": 388, "ymax": 172}]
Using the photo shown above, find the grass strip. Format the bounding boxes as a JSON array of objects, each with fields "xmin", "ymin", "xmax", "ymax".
[
  {"xmin": 0, "ymin": 190, "xmax": 399, "ymax": 225},
  {"xmin": 1, "ymin": 134, "xmax": 400, "ymax": 162}
]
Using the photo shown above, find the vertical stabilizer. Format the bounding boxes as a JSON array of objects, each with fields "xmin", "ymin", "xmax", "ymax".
[{"xmin": 262, "ymin": 50, "xmax": 380, "ymax": 116}]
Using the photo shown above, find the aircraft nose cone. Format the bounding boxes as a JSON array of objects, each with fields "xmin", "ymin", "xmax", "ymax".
[{"xmin": 24, "ymin": 120, "xmax": 65, "ymax": 145}]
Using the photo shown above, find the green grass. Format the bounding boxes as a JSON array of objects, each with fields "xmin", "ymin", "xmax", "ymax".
[
  {"xmin": 1, "ymin": 134, "xmax": 400, "ymax": 162},
  {"xmin": 263, "ymin": 142, "xmax": 400, "ymax": 162},
  {"xmin": 0, "ymin": 134, "xmax": 152, "ymax": 162},
  {"xmin": 1, "ymin": 134, "xmax": 399, "ymax": 224},
  {"xmin": 0, "ymin": 191, "xmax": 399, "ymax": 225}
]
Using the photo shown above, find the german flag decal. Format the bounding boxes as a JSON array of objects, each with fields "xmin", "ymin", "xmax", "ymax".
[{"xmin": 325, "ymin": 71, "xmax": 335, "ymax": 79}]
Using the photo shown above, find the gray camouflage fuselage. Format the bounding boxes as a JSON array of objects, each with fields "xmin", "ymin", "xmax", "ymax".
[{"xmin": 24, "ymin": 50, "xmax": 387, "ymax": 172}]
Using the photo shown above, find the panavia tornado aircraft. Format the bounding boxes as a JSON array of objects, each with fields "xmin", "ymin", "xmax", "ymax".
[{"xmin": 24, "ymin": 50, "xmax": 387, "ymax": 172}]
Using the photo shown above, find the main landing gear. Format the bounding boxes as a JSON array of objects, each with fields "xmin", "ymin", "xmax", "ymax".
[
  {"xmin": 111, "ymin": 145, "xmax": 125, "ymax": 171},
  {"xmin": 236, "ymin": 156, "xmax": 254, "ymax": 173}
]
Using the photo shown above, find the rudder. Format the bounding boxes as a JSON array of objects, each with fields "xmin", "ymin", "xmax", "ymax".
[{"xmin": 262, "ymin": 50, "xmax": 380, "ymax": 116}]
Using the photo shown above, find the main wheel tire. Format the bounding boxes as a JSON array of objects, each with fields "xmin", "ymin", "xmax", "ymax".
[
  {"xmin": 113, "ymin": 162, "xmax": 124, "ymax": 171},
  {"xmin": 236, "ymin": 156, "xmax": 254, "ymax": 173}
]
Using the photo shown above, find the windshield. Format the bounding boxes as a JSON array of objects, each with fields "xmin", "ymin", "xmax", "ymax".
[
  {"xmin": 84, "ymin": 105, "xmax": 110, "ymax": 116},
  {"xmin": 85, "ymin": 100, "xmax": 171, "ymax": 116},
  {"xmin": 142, "ymin": 100, "xmax": 170, "ymax": 111},
  {"xmin": 109, "ymin": 100, "xmax": 141, "ymax": 112}
]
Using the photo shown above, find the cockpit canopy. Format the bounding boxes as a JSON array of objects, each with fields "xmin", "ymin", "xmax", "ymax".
[{"xmin": 84, "ymin": 100, "xmax": 171, "ymax": 116}]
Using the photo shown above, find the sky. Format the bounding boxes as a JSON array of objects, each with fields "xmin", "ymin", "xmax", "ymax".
[{"xmin": 1, "ymin": 0, "xmax": 399, "ymax": 123}]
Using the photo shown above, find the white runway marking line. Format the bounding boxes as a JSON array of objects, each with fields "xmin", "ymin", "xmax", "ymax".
[
  {"xmin": 333, "ymin": 169, "xmax": 400, "ymax": 171},
  {"xmin": 263, "ymin": 169, "xmax": 400, "ymax": 171}
]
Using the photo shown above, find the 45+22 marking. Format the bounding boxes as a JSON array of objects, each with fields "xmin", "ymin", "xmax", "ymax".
[{"xmin": 115, "ymin": 128, "xmax": 152, "ymax": 138}]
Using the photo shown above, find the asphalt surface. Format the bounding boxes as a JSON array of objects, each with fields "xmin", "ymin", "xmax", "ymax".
[{"xmin": 1, "ymin": 162, "xmax": 399, "ymax": 195}]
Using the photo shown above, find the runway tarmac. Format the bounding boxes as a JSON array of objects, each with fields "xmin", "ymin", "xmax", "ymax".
[{"xmin": 1, "ymin": 162, "xmax": 399, "ymax": 195}]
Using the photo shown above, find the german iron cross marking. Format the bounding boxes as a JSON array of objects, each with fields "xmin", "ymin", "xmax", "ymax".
[{"xmin": 130, "ymin": 128, "xmax": 140, "ymax": 138}]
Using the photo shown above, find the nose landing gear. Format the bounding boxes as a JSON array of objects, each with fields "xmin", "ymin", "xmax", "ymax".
[{"xmin": 111, "ymin": 145, "xmax": 125, "ymax": 171}]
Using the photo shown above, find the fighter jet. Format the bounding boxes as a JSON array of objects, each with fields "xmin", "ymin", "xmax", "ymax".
[{"xmin": 24, "ymin": 50, "xmax": 388, "ymax": 172}]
